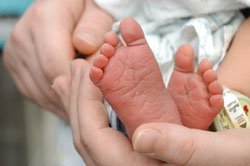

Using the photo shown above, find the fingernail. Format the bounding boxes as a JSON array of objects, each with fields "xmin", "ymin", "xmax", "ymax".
[{"xmin": 133, "ymin": 129, "xmax": 161, "ymax": 153}]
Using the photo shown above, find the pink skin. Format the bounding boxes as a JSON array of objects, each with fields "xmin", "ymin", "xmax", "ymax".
[
  {"xmin": 89, "ymin": 18, "xmax": 223, "ymax": 137},
  {"xmin": 168, "ymin": 45, "xmax": 224, "ymax": 129}
]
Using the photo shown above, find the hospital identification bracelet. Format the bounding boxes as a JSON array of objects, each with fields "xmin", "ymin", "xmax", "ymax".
[{"xmin": 213, "ymin": 87, "xmax": 250, "ymax": 131}]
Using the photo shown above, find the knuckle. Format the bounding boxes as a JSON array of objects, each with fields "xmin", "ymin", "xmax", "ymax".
[
  {"xmin": 29, "ymin": 2, "xmax": 48, "ymax": 23},
  {"xmin": 9, "ymin": 22, "xmax": 25, "ymax": 45},
  {"xmin": 30, "ymin": 3, "xmax": 45, "ymax": 20},
  {"xmin": 8, "ymin": 2, "xmax": 48, "ymax": 46}
]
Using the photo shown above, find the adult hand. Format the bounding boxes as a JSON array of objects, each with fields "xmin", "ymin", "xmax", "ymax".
[
  {"xmin": 132, "ymin": 123, "xmax": 250, "ymax": 165},
  {"xmin": 53, "ymin": 59, "xmax": 250, "ymax": 165},
  {"xmin": 52, "ymin": 59, "xmax": 167, "ymax": 165},
  {"xmin": 3, "ymin": 0, "xmax": 113, "ymax": 119}
]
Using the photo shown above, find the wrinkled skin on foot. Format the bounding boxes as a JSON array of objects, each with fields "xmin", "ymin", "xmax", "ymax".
[
  {"xmin": 90, "ymin": 18, "xmax": 223, "ymax": 137},
  {"xmin": 90, "ymin": 18, "xmax": 181, "ymax": 137},
  {"xmin": 168, "ymin": 45, "xmax": 223, "ymax": 129}
]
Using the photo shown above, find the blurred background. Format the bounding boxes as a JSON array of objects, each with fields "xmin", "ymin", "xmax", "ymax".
[
  {"xmin": 0, "ymin": 55, "xmax": 26, "ymax": 165},
  {"xmin": 0, "ymin": 1, "xmax": 63, "ymax": 165},
  {"xmin": 0, "ymin": 1, "xmax": 31, "ymax": 165}
]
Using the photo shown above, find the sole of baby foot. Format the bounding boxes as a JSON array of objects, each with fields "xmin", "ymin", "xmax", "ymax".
[
  {"xmin": 168, "ymin": 44, "xmax": 223, "ymax": 130},
  {"xmin": 90, "ymin": 18, "xmax": 182, "ymax": 137}
]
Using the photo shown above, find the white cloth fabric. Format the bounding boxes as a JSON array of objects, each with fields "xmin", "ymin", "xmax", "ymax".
[{"xmin": 96, "ymin": 0, "xmax": 248, "ymax": 20}]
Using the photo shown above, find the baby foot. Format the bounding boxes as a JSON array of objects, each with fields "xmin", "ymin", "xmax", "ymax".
[
  {"xmin": 90, "ymin": 18, "xmax": 182, "ymax": 137},
  {"xmin": 168, "ymin": 45, "xmax": 224, "ymax": 129}
]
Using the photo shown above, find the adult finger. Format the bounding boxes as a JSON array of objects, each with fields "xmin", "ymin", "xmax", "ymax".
[
  {"xmin": 53, "ymin": 60, "xmax": 97, "ymax": 165},
  {"xmin": 73, "ymin": 0, "xmax": 113, "ymax": 55},
  {"xmin": 133, "ymin": 123, "xmax": 250, "ymax": 165}
]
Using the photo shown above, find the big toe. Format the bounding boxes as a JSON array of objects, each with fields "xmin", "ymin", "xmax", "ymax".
[
  {"xmin": 174, "ymin": 44, "xmax": 195, "ymax": 73},
  {"xmin": 119, "ymin": 18, "xmax": 146, "ymax": 46}
]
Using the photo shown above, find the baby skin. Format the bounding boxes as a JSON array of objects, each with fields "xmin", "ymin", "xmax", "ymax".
[{"xmin": 89, "ymin": 18, "xmax": 223, "ymax": 138}]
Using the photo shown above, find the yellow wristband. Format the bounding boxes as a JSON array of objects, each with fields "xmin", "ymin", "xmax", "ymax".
[{"xmin": 213, "ymin": 87, "xmax": 250, "ymax": 131}]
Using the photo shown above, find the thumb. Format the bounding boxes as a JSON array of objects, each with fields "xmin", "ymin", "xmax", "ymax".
[
  {"xmin": 132, "ymin": 123, "xmax": 250, "ymax": 166},
  {"xmin": 73, "ymin": 1, "xmax": 113, "ymax": 55}
]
